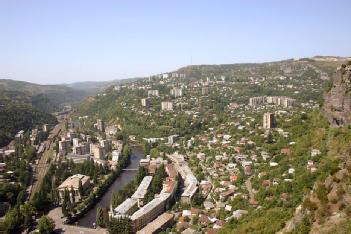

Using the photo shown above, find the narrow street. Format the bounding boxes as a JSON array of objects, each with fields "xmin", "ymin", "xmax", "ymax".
[
  {"xmin": 245, "ymin": 176, "xmax": 255, "ymax": 202},
  {"xmin": 48, "ymin": 208, "xmax": 107, "ymax": 234}
]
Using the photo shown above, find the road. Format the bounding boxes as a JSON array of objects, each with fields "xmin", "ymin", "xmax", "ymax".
[
  {"xmin": 30, "ymin": 118, "xmax": 66, "ymax": 200},
  {"xmin": 48, "ymin": 208, "xmax": 107, "ymax": 234},
  {"xmin": 245, "ymin": 176, "xmax": 256, "ymax": 202}
]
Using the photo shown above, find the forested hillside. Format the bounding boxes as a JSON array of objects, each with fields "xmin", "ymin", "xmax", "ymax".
[
  {"xmin": 0, "ymin": 104, "xmax": 57, "ymax": 146},
  {"xmin": 0, "ymin": 79, "xmax": 88, "ymax": 113}
]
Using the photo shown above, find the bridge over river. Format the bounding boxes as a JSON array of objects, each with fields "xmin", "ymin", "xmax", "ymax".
[{"xmin": 75, "ymin": 146, "xmax": 144, "ymax": 228}]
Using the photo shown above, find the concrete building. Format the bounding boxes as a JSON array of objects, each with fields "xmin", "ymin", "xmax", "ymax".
[
  {"xmin": 181, "ymin": 183, "xmax": 198, "ymax": 203},
  {"xmin": 91, "ymin": 144, "xmax": 105, "ymax": 159},
  {"xmin": 249, "ymin": 96, "xmax": 295, "ymax": 107},
  {"xmin": 137, "ymin": 212, "xmax": 174, "ymax": 234},
  {"xmin": 161, "ymin": 101, "xmax": 173, "ymax": 111},
  {"xmin": 168, "ymin": 135, "xmax": 179, "ymax": 144},
  {"xmin": 141, "ymin": 98, "xmax": 150, "ymax": 107},
  {"xmin": 130, "ymin": 193, "xmax": 170, "ymax": 232},
  {"xmin": 100, "ymin": 139, "xmax": 112, "ymax": 152},
  {"xmin": 73, "ymin": 138, "xmax": 80, "ymax": 147},
  {"xmin": 66, "ymin": 153, "xmax": 90, "ymax": 163},
  {"xmin": 97, "ymin": 119, "xmax": 105, "ymax": 132},
  {"xmin": 148, "ymin": 90, "xmax": 159, "ymax": 97},
  {"xmin": 59, "ymin": 140, "xmax": 71, "ymax": 155},
  {"xmin": 131, "ymin": 176, "xmax": 153, "ymax": 207},
  {"xmin": 167, "ymin": 153, "xmax": 198, "ymax": 203},
  {"xmin": 113, "ymin": 198, "xmax": 138, "ymax": 217},
  {"xmin": 170, "ymin": 87, "xmax": 183, "ymax": 97},
  {"xmin": 263, "ymin": 112, "xmax": 275, "ymax": 129},
  {"xmin": 139, "ymin": 157, "xmax": 151, "ymax": 168},
  {"xmin": 111, "ymin": 150, "xmax": 120, "ymax": 162},
  {"xmin": 43, "ymin": 124, "xmax": 49, "ymax": 132},
  {"xmin": 202, "ymin": 87, "xmax": 209, "ymax": 95},
  {"xmin": 105, "ymin": 126, "xmax": 118, "ymax": 137},
  {"xmin": 58, "ymin": 174, "xmax": 90, "ymax": 202},
  {"xmin": 73, "ymin": 142, "xmax": 90, "ymax": 155},
  {"xmin": 15, "ymin": 130, "xmax": 24, "ymax": 144}
]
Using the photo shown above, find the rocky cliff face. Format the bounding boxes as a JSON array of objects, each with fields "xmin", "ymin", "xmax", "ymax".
[{"xmin": 323, "ymin": 64, "xmax": 351, "ymax": 126}]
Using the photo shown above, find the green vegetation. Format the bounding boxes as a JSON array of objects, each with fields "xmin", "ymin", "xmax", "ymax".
[
  {"xmin": 37, "ymin": 215, "xmax": 55, "ymax": 234},
  {"xmin": 0, "ymin": 104, "xmax": 57, "ymax": 146},
  {"xmin": 0, "ymin": 79, "xmax": 88, "ymax": 112},
  {"xmin": 219, "ymin": 111, "xmax": 346, "ymax": 233},
  {"xmin": 111, "ymin": 166, "xmax": 147, "ymax": 209},
  {"xmin": 108, "ymin": 216, "xmax": 132, "ymax": 234}
]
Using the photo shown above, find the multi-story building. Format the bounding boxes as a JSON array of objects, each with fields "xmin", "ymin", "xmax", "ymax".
[
  {"xmin": 112, "ymin": 198, "xmax": 138, "ymax": 217},
  {"xmin": 73, "ymin": 142, "xmax": 90, "ymax": 155},
  {"xmin": 97, "ymin": 119, "xmax": 105, "ymax": 132},
  {"xmin": 263, "ymin": 112, "xmax": 275, "ymax": 129},
  {"xmin": 58, "ymin": 174, "xmax": 90, "ymax": 202},
  {"xmin": 249, "ymin": 96, "xmax": 267, "ymax": 106},
  {"xmin": 73, "ymin": 138, "xmax": 80, "ymax": 147},
  {"xmin": 131, "ymin": 176, "xmax": 153, "ymax": 207},
  {"xmin": 249, "ymin": 96, "xmax": 295, "ymax": 107},
  {"xmin": 161, "ymin": 101, "xmax": 173, "ymax": 111},
  {"xmin": 167, "ymin": 153, "xmax": 198, "ymax": 203},
  {"xmin": 43, "ymin": 124, "xmax": 49, "ymax": 132},
  {"xmin": 59, "ymin": 139, "xmax": 71, "ymax": 155},
  {"xmin": 148, "ymin": 90, "xmax": 159, "ymax": 97},
  {"xmin": 136, "ymin": 212, "xmax": 174, "ymax": 234},
  {"xmin": 105, "ymin": 125, "xmax": 118, "ymax": 137},
  {"xmin": 130, "ymin": 187, "xmax": 173, "ymax": 233},
  {"xmin": 100, "ymin": 139, "xmax": 112, "ymax": 152},
  {"xmin": 90, "ymin": 144, "xmax": 105, "ymax": 159},
  {"xmin": 201, "ymin": 87, "xmax": 209, "ymax": 95},
  {"xmin": 141, "ymin": 98, "xmax": 150, "ymax": 107},
  {"xmin": 170, "ymin": 87, "xmax": 183, "ymax": 97},
  {"xmin": 15, "ymin": 130, "xmax": 24, "ymax": 144}
]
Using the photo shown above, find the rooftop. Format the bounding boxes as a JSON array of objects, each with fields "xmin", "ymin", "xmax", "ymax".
[
  {"xmin": 58, "ymin": 174, "xmax": 90, "ymax": 190},
  {"xmin": 131, "ymin": 176, "xmax": 153, "ymax": 199},
  {"xmin": 182, "ymin": 182, "xmax": 198, "ymax": 197},
  {"xmin": 114, "ymin": 198, "xmax": 138, "ymax": 215},
  {"xmin": 136, "ymin": 212, "xmax": 174, "ymax": 234},
  {"xmin": 131, "ymin": 192, "xmax": 170, "ymax": 221}
]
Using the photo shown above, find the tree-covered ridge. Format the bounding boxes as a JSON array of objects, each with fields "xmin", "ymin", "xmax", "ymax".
[
  {"xmin": 0, "ymin": 79, "xmax": 88, "ymax": 113},
  {"xmin": 0, "ymin": 104, "xmax": 57, "ymax": 147}
]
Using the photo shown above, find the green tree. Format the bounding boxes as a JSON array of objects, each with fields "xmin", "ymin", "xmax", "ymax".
[
  {"xmin": 16, "ymin": 190, "xmax": 26, "ymax": 206},
  {"xmin": 4, "ymin": 207, "xmax": 23, "ymax": 233},
  {"xmin": 108, "ymin": 217, "xmax": 131, "ymax": 234},
  {"xmin": 20, "ymin": 202, "xmax": 35, "ymax": 230},
  {"xmin": 96, "ymin": 207, "xmax": 108, "ymax": 228},
  {"xmin": 62, "ymin": 189, "xmax": 71, "ymax": 217},
  {"xmin": 70, "ymin": 186, "xmax": 76, "ymax": 206},
  {"xmin": 150, "ymin": 148, "xmax": 159, "ymax": 158},
  {"xmin": 78, "ymin": 179, "xmax": 84, "ymax": 197},
  {"xmin": 37, "ymin": 216, "xmax": 55, "ymax": 234}
]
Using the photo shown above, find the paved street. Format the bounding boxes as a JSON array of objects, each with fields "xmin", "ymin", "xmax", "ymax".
[{"xmin": 48, "ymin": 208, "xmax": 107, "ymax": 234}]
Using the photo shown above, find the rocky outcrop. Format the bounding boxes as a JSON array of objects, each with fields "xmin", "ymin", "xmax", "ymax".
[{"xmin": 322, "ymin": 64, "xmax": 351, "ymax": 126}]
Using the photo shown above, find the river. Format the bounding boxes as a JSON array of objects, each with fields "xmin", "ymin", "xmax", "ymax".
[{"xmin": 76, "ymin": 146, "xmax": 144, "ymax": 228}]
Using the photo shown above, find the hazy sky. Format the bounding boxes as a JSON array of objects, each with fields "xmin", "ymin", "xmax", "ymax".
[{"xmin": 1, "ymin": 0, "xmax": 350, "ymax": 84}]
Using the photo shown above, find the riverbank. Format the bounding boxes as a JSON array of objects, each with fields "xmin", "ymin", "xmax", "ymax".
[{"xmin": 75, "ymin": 146, "xmax": 144, "ymax": 228}]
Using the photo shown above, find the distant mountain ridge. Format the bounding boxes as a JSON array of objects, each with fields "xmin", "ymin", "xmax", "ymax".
[
  {"xmin": 0, "ymin": 79, "xmax": 89, "ymax": 112},
  {"xmin": 65, "ymin": 77, "xmax": 141, "ymax": 93}
]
